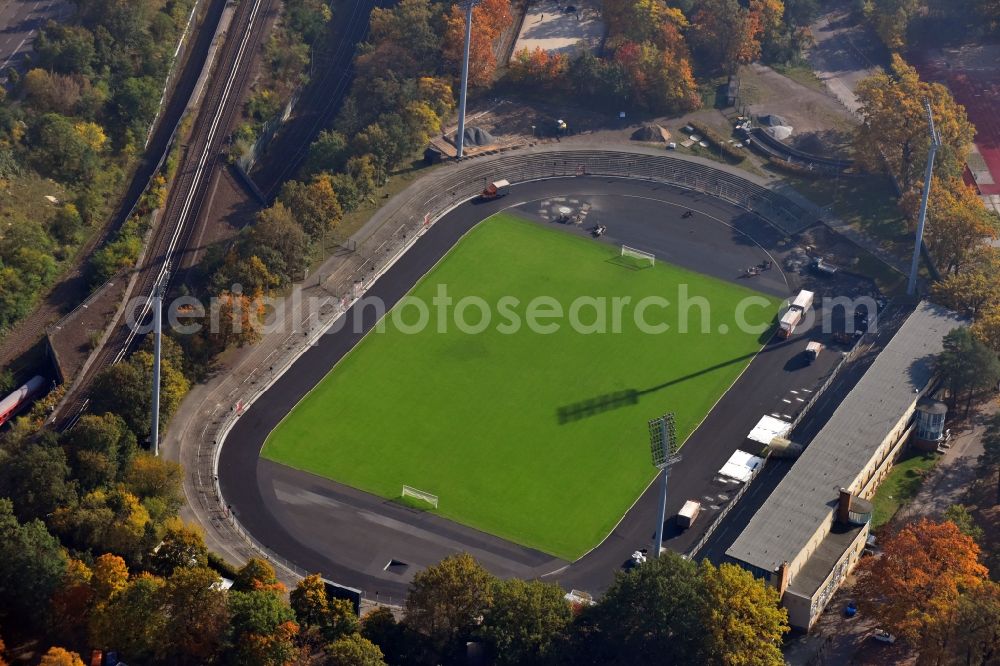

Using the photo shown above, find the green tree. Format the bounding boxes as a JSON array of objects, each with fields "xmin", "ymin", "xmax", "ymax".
[
  {"xmin": 29, "ymin": 113, "xmax": 105, "ymax": 183},
  {"xmin": 0, "ymin": 438, "xmax": 75, "ymax": 521},
  {"xmin": 228, "ymin": 589, "xmax": 300, "ymax": 665},
  {"xmin": 89, "ymin": 350, "xmax": 189, "ymax": 440},
  {"xmin": 302, "ymin": 129, "xmax": 348, "ymax": 176},
  {"xmin": 405, "ymin": 553, "xmax": 495, "ymax": 657},
  {"xmin": 324, "ymin": 634, "xmax": 386, "ymax": 666},
  {"xmin": 944, "ymin": 504, "xmax": 984, "ymax": 542},
  {"xmin": 936, "ymin": 327, "xmax": 1000, "ymax": 416},
  {"xmin": 0, "ymin": 498, "xmax": 68, "ymax": 626},
  {"xmin": 480, "ymin": 578, "xmax": 571, "ymax": 666},
  {"xmin": 980, "ymin": 412, "xmax": 1000, "ymax": 504},
  {"xmin": 699, "ymin": 560, "xmax": 788, "ymax": 666},
  {"xmin": 571, "ymin": 552, "xmax": 708, "ymax": 665},
  {"xmin": 361, "ymin": 606, "xmax": 431, "ymax": 666},
  {"xmin": 62, "ymin": 411, "xmax": 137, "ymax": 491}
]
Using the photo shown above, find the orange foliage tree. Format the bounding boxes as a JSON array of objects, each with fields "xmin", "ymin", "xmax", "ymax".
[
  {"xmin": 855, "ymin": 519, "xmax": 988, "ymax": 644},
  {"xmin": 508, "ymin": 47, "xmax": 569, "ymax": 89},
  {"xmin": 442, "ymin": 0, "xmax": 513, "ymax": 87},
  {"xmin": 690, "ymin": 0, "xmax": 763, "ymax": 74}
]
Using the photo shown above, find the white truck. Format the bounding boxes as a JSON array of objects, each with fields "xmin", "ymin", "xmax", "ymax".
[
  {"xmin": 480, "ymin": 179, "xmax": 510, "ymax": 200},
  {"xmin": 805, "ymin": 341, "xmax": 823, "ymax": 364},
  {"xmin": 778, "ymin": 290, "xmax": 814, "ymax": 339},
  {"xmin": 676, "ymin": 500, "xmax": 702, "ymax": 529}
]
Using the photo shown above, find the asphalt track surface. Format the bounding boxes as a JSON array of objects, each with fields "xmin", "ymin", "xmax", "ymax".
[
  {"xmin": 219, "ymin": 177, "xmax": 844, "ymax": 600},
  {"xmin": 0, "ymin": 0, "xmax": 72, "ymax": 75}
]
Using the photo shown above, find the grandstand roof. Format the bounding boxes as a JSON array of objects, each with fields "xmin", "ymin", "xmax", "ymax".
[{"xmin": 726, "ymin": 301, "xmax": 965, "ymax": 574}]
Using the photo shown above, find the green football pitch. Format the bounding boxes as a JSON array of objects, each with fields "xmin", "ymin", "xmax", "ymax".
[{"xmin": 262, "ymin": 214, "xmax": 780, "ymax": 560}]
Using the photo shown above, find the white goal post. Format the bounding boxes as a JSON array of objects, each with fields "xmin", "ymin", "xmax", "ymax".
[
  {"xmin": 402, "ymin": 485, "xmax": 439, "ymax": 509},
  {"xmin": 621, "ymin": 245, "xmax": 655, "ymax": 266}
]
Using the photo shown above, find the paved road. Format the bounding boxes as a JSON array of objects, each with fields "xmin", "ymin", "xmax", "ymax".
[
  {"xmin": 806, "ymin": 1, "xmax": 885, "ymax": 115},
  {"xmin": 218, "ymin": 176, "xmax": 853, "ymax": 599},
  {"xmin": 0, "ymin": 0, "xmax": 72, "ymax": 76}
]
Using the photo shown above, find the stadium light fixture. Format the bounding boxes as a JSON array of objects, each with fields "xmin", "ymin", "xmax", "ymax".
[
  {"xmin": 907, "ymin": 100, "xmax": 941, "ymax": 296},
  {"xmin": 649, "ymin": 413, "xmax": 680, "ymax": 558},
  {"xmin": 455, "ymin": 0, "xmax": 481, "ymax": 160}
]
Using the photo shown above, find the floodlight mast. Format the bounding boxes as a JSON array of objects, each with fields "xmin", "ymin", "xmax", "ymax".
[
  {"xmin": 455, "ymin": 0, "xmax": 480, "ymax": 160},
  {"xmin": 649, "ymin": 413, "xmax": 680, "ymax": 558},
  {"xmin": 907, "ymin": 100, "xmax": 941, "ymax": 296}
]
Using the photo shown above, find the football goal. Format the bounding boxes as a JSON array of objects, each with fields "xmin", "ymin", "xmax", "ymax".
[
  {"xmin": 401, "ymin": 485, "xmax": 439, "ymax": 509},
  {"xmin": 621, "ymin": 245, "xmax": 655, "ymax": 267}
]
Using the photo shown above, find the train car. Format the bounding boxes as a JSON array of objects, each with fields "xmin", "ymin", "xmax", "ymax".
[{"xmin": 0, "ymin": 375, "xmax": 47, "ymax": 426}]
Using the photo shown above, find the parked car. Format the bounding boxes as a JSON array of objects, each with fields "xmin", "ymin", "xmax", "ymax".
[{"xmin": 872, "ymin": 629, "xmax": 896, "ymax": 644}]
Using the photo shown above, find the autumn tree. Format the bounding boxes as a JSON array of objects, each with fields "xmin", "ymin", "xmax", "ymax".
[
  {"xmin": 50, "ymin": 558, "xmax": 95, "ymax": 647},
  {"xmin": 234, "ymin": 558, "xmax": 283, "ymax": 593},
  {"xmin": 854, "ymin": 55, "xmax": 975, "ymax": 194},
  {"xmin": 900, "ymin": 176, "xmax": 998, "ymax": 274},
  {"xmin": 247, "ymin": 202, "xmax": 313, "ymax": 286},
  {"xmin": 290, "ymin": 574, "xmax": 357, "ymax": 645},
  {"xmin": 361, "ymin": 607, "xmax": 432, "ymax": 666},
  {"xmin": 862, "ymin": 0, "xmax": 922, "ymax": 51},
  {"xmin": 278, "ymin": 176, "xmax": 344, "ymax": 240},
  {"xmin": 442, "ymin": 0, "xmax": 513, "ymax": 87},
  {"xmin": 37, "ymin": 647, "xmax": 85, "ymax": 666},
  {"xmin": 159, "ymin": 566, "xmax": 229, "ymax": 663},
  {"xmin": 404, "ymin": 553, "xmax": 495, "ymax": 657},
  {"xmin": 210, "ymin": 289, "xmax": 265, "ymax": 350},
  {"xmin": 945, "ymin": 580, "xmax": 1000, "ymax": 666},
  {"xmin": 88, "ymin": 572, "xmax": 167, "ymax": 662},
  {"xmin": 689, "ymin": 0, "xmax": 763, "ymax": 74},
  {"xmin": 855, "ymin": 518, "xmax": 988, "ymax": 644},
  {"xmin": 480, "ymin": 578, "xmax": 571, "ymax": 666},
  {"xmin": 699, "ymin": 560, "xmax": 788, "ymax": 665},
  {"xmin": 150, "ymin": 517, "xmax": 209, "ymax": 576},
  {"xmin": 931, "ymin": 248, "xmax": 1000, "ymax": 316}
]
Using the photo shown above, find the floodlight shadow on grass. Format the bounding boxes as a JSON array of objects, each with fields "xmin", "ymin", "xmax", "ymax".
[{"xmin": 555, "ymin": 348, "xmax": 764, "ymax": 424}]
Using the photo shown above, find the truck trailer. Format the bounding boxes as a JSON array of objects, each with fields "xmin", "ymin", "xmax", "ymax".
[
  {"xmin": 480, "ymin": 179, "xmax": 510, "ymax": 200},
  {"xmin": 676, "ymin": 500, "xmax": 702, "ymax": 529},
  {"xmin": 778, "ymin": 290, "xmax": 814, "ymax": 338}
]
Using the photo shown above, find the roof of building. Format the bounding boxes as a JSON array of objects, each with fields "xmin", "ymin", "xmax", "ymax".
[{"xmin": 725, "ymin": 301, "xmax": 965, "ymax": 574}]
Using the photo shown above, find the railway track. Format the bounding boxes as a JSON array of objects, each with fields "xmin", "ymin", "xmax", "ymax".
[{"xmin": 53, "ymin": 0, "xmax": 277, "ymax": 429}]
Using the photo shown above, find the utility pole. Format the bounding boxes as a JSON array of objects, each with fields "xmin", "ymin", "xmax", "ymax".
[
  {"xmin": 649, "ymin": 413, "xmax": 680, "ymax": 558},
  {"xmin": 150, "ymin": 275, "xmax": 166, "ymax": 456},
  {"xmin": 455, "ymin": 0, "xmax": 479, "ymax": 160},
  {"xmin": 907, "ymin": 100, "xmax": 941, "ymax": 296}
]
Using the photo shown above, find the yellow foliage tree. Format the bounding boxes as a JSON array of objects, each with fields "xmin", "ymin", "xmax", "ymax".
[
  {"xmin": 901, "ymin": 176, "xmax": 999, "ymax": 274},
  {"xmin": 92, "ymin": 553, "xmax": 129, "ymax": 601},
  {"xmin": 73, "ymin": 121, "xmax": 107, "ymax": 151},
  {"xmin": 38, "ymin": 647, "xmax": 85, "ymax": 666},
  {"xmin": 699, "ymin": 561, "xmax": 789, "ymax": 666},
  {"xmin": 854, "ymin": 55, "xmax": 975, "ymax": 194}
]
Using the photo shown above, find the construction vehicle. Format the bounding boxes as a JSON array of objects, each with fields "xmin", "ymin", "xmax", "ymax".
[
  {"xmin": 676, "ymin": 500, "xmax": 702, "ymax": 529},
  {"xmin": 480, "ymin": 179, "xmax": 510, "ymax": 200},
  {"xmin": 778, "ymin": 290, "xmax": 814, "ymax": 338}
]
